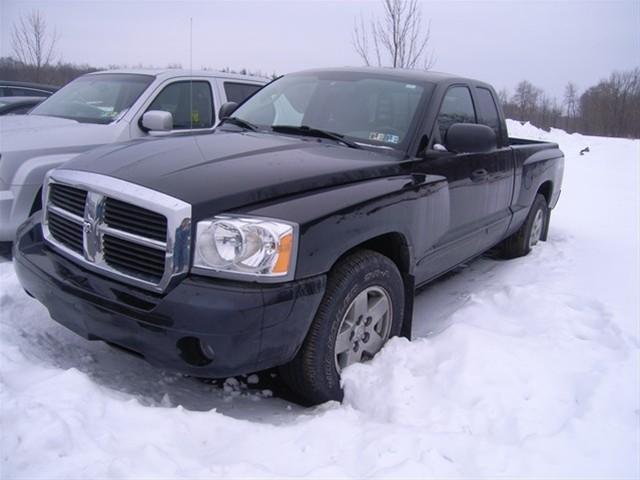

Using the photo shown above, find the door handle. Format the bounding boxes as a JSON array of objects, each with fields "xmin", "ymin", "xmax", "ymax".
[{"xmin": 471, "ymin": 169, "xmax": 488, "ymax": 181}]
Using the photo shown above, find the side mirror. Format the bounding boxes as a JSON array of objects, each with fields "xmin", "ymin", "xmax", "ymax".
[
  {"xmin": 141, "ymin": 110, "xmax": 173, "ymax": 132},
  {"xmin": 218, "ymin": 102, "xmax": 239, "ymax": 121},
  {"xmin": 445, "ymin": 123, "xmax": 496, "ymax": 154}
]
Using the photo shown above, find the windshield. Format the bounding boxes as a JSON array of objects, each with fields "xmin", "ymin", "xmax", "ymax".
[
  {"xmin": 31, "ymin": 73, "xmax": 153, "ymax": 124},
  {"xmin": 230, "ymin": 72, "xmax": 433, "ymax": 149}
]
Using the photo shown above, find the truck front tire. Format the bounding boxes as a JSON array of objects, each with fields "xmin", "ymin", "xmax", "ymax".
[
  {"xmin": 501, "ymin": 193, "xmax": 549, "ymax": 259},
  {"xmin": 279, "ymin": 249, "xmax": 404, "ymax": 405}
]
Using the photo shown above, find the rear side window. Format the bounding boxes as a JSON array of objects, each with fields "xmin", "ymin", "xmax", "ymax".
[
  {"xmin": 437, "ymin": 86, "xmax": 476, "ymax": 141},
  {"xmin": 8, "ymin": 87, "xmax": 46, "ymax": 97},
  {"xmin": 147, "ymin": 81, "xmax": 213, "ymax": 129},
  {"xmin": 476, "ymin": 87, "xmax": 501, "ymax": 138},
  {"xmin": 223, "ymin": 82, "xmax": 262, "ymax": 104}
]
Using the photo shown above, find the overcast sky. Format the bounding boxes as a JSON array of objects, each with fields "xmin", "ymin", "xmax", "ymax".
[{"xmin": 1, "ymin": 0, "xmax": 638, "ymax": 98}]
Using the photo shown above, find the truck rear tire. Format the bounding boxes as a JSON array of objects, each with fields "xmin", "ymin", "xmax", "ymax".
[
  {"xmin": 500, "ymin": 193, "xmax": 549, "ymax": 259},
  {"xmin": 279, "ymin": 249, "xmax": 404, "ymax": 405}
]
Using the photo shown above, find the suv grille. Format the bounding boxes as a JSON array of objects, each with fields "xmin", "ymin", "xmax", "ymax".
[{"xmin": 42, "ymin": 171, "xmax": 191, "ymax": 292}]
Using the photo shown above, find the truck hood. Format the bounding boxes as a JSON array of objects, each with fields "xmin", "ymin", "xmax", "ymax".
[
  {"xmin": 64, "ymin": 130, "xmax": 406, "ymax": 219},
  {"xmin": 0, "ymin": 114, "xmax": 122, "ymax": 153}
]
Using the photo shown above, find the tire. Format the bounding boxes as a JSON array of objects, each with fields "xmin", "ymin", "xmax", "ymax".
[
  {"xmin": 279, "ymin": 249, "xmax": 404, "ymax": 405},
  {"xmin": 500, "ymin": 193, "xmax": 549, "ymax": 259}
]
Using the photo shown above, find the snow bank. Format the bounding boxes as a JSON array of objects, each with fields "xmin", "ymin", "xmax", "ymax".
[{"xmin": 1, "ymin": 122, "xmax": 638, "ymax": 478}]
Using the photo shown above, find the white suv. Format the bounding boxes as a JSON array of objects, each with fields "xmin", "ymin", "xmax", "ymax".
[{"xmin": 0, "ymin": 69, "xmax": 267, "ymax": 242}]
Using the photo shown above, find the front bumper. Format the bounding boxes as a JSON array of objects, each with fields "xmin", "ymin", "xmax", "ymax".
[{"xmin": 14, "ymin": 216, "xmax": 326, "ymax": 377}]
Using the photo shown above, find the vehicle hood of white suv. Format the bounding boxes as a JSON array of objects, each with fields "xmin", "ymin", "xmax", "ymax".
[
  {"xmin": 0, "ymin": 114, "xmax": 130, "ymax": 187},
  {"xmin": 0, "ymin": 114, "xmax": 126, "ymax": 153}
]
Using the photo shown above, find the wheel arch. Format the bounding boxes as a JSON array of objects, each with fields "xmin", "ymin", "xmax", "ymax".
[
  {"xmin": 537, "ymin": 180, "xmax": 553, "ymax": 205},
  {"xmin": 536, "ymin": 181, "xmax": 553, "ymax": 240},
  {"xmin": 29, "ymin": 186, "xmax": 43, "ymax": 215},
  {"xmin": 329, "ymin": 231, "xmax": 415, "ymax": 340}
]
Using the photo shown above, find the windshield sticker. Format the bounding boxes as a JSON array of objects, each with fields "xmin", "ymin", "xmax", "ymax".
[
  {"xmin": 369, "ymin": 132, "xmax": 400, "ymax": 143},
  {"xmin": 405, "ymin": 84, "xmax": 417, "ymax": 89},
  {"xmin": 369, "ymin": 132, "xmax": 400, "ymax": 144}
]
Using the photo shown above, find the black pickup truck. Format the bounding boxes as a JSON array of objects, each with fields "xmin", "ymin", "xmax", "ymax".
[{"xmin": 14, "ymin": 68, "xmax": 564, "ymax": 404}]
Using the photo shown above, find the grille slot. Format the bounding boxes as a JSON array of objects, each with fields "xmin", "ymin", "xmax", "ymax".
[
  {"xmin": 104, "ymin": 198, "xmax": 167, "ymax": 241},
  {"xmin": 49, "ymin": 184, "xmax": 87, "ymax": 217},
  {"xmin": 103, "ymin": 234, "xmax": 166, "ymax": 281},
  {"xmin": 48, "ymin": 211, "xmax": 83, "ymax": 253}
]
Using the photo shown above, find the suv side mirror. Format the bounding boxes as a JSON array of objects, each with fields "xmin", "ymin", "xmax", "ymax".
[
  {"xmin": 218, "ymin": 102, "xmax": 239, "ymax": 120},
  {"xmin": 141, "ymin": 110, "xmax": 173, "ymax": 132},
  {"xmin": 445, "ymin": 123, "xmax": 496, "ymax": 154}
]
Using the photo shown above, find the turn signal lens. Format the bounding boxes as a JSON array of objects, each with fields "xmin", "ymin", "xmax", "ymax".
[{"xmin": 272, "ymin": 232, "xmax": 293, "ymax": 275}]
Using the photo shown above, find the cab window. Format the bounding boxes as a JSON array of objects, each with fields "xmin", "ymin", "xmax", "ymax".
[
  {"xmin": 147, "ymin": 81, "xmax": 214, "ymax": 130},
  {"xmin": 476, "ymin": 87, "xmax": 502, "ymax": 139},
  {"xmin": 436, "ymin": 86, "xmax": 476, "ymax": 142},
  {"xmin": 223, "ymin": 82, "xmax": 262, "ymax": 104}
]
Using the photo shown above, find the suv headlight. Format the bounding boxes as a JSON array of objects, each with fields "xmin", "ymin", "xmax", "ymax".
[{"xmin": 192, "ymin": 215, "xmax": 297, "ymax": 280}]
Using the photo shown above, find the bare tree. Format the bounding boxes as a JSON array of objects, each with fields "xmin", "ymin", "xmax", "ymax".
[
  {"xmin": 11, "ymin": 10, "xmax": 59, "ymax": 82},
  {"xmin": 497, "ymin": 88, "xmax": 509, "ymax": 106},
  {"xmin": 563, "ymin": 82, "xmax": 579, "ymax": 131},
  {"xmin": 512, "ymin": 80, "xmax": 542, "ymax": 121},
  {"xmin": 353, "ymin": 0, "xmax": 435, "ymax": 70}
]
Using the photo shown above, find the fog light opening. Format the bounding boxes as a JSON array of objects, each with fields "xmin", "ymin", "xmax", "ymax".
[{"xmin": 176, "ymin": 336, "xmax": 214, "ymax": 367}]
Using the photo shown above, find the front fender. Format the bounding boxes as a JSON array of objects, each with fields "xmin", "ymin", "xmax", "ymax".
[
  {"xmin": 241, "ymin": 174, "xmax": 450, "ymax": 279},
  {"xmin": 10, "ymin": 152, "xmax": 84, "ymax": 186},
  {"xmin": 0, "ymin": 153, "xmax": 84, "ymax": 241}
]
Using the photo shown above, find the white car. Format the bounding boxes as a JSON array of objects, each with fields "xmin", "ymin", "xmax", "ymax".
[{"xmin": 0, "ymin": 69, "xmax": 267, "ymax": 242}]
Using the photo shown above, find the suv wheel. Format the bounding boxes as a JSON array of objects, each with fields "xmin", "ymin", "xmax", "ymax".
[{"xmin": 279, "ymin": 249, "xmax": 404, "ymax": 405}]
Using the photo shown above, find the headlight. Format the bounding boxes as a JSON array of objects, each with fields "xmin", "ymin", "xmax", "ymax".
[{"xmin": 192, "ymin": 216, "xmax": 297, "ymax": 280}]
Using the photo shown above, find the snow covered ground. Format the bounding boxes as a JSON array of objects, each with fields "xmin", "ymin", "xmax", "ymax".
[{"xmin": 1, "ymin": 121, "xmax": 638, "ymax": 479}]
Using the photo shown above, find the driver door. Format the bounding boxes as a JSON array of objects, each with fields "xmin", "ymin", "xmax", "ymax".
[{"xmin": 414, "ymin": 85, "xmax": 492, "ymax": 282}]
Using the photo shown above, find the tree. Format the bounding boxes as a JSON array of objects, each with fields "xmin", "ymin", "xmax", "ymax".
[
  {"xmin": 511, "ymin": 80, "xmax": 542, "ymax": 121},
  {"xmin": 497, "ymin": 88, "xmax": 509, "ymax": 106},
  {"xmin": 10, "ymin": 9, "xmax": 59, "ymax": 82},
  {"xmin": 563, "ymin": 82, "xmax": 579, "ymax": 131},
  {"xmin": 353, "ymin": 0, "xmax": 435, "ymax": 70}
]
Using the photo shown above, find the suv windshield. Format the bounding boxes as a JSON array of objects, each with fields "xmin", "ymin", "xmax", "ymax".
[
  {"xmin": 230, "ymin": 71, "xmax": 433, "ymax": 149},
  {"xmin": 31, "ymin": 73, "xmax": 153, "ymax": 124}
]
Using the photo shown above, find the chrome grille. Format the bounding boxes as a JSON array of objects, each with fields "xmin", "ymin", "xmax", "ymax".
[
  {"xmin": 104, "ymin": 198, "xmax": 167, "ymax": 241},
  {"xmin": 48, "ymin": 210, "xmax": 84, "ymax": 253},
  {"xmin": 103, "ymin": 234, "xmax": 166, "ymax": 281},
  {"xmin": 42, "ymin": 170, "xmax": 192, "ymax": 292},
  {"xmin": 49, "ymin": 184, "xmax": 87, "ymax": 217}
]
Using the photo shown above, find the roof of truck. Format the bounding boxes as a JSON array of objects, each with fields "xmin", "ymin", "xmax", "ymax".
[
  {"xmin": 291, "ymin": 66, "xmax": 487, "ymax": 87},
  {"xmin": 87, "ymin": 69, "xmax": 269, "ymax": 83}
]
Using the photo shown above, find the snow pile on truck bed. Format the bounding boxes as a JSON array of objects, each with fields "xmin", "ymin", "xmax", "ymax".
[{"xmin": 1, "ymin": 121, "xmax": 638, "ymax": 478}]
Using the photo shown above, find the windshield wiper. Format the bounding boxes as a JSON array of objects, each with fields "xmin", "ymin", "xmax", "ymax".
[
  {"xmin": 218, "ymin": 116, "xmax": 258, "ymax": 132},
  {"xmin": 271, "ymin": 125, "xmax": 361, "ymax": 149}
]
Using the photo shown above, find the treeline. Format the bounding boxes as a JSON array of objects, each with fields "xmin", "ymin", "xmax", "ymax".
[
  {"xmin": 500, "ymin": 68, "xmax": 639, "ymax": 138},
  {"xmin": 0, "ymin": 57, "xmax": 97, "ymax": 86},
  {"xmin": 0, "ymin": 57, "xmax": 273, "ymax": 87}
]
